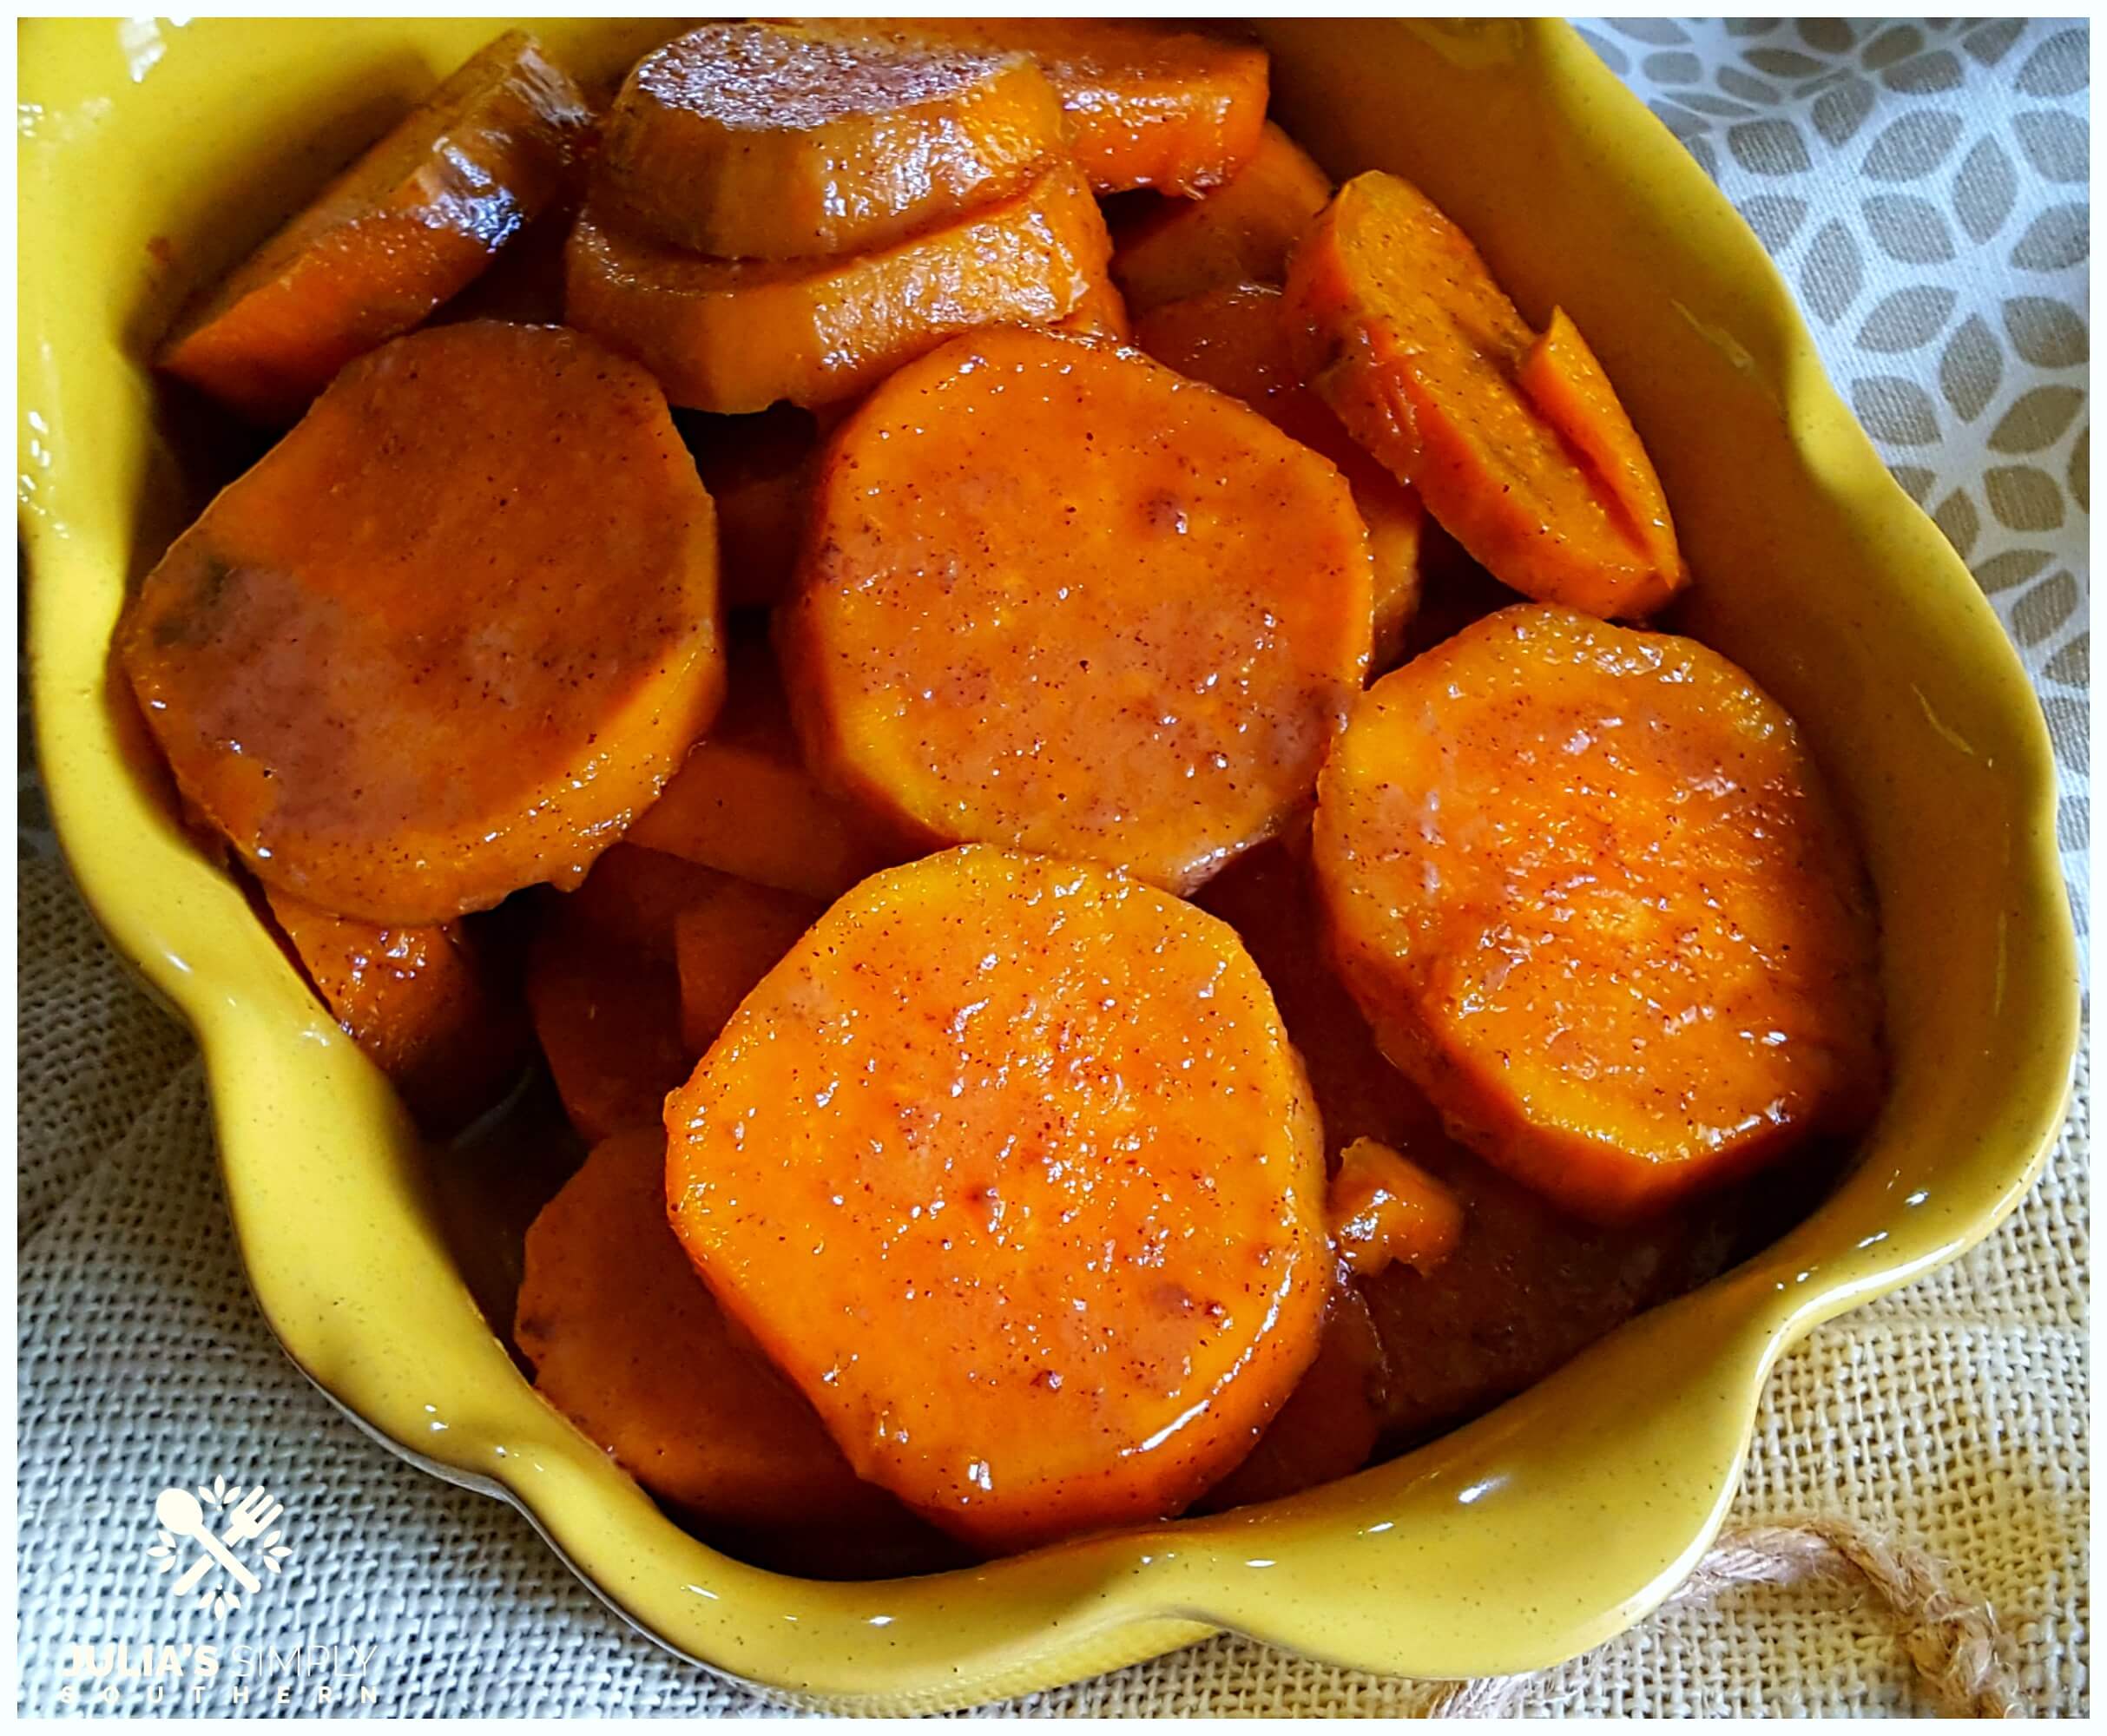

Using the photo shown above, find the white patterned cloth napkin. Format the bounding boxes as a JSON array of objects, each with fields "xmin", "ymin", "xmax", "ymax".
[{"xmin": 14, "ymin": 17, "xmax": 2089, "ymax": 1719}]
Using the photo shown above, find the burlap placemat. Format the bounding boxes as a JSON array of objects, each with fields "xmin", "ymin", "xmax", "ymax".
[{"xmin": 16, "ymin": 16, "xmax": 2089, "ymax": 1719}]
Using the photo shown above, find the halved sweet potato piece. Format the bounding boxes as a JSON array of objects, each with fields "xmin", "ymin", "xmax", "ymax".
[
  {"xmin": 564, "ymin": 159, "xmax": 1110, "ymax": 411},
  {"xmin": 1112, "ymin": 122, "xmax": 1331, "ymax": 312},
  {"xmin": 264, "ymin": 888, "xmax": 530, "ymax": 1130},
  {"xmin": 1286, "ymin": 171, "xmax": 1688, "ymax": 618},
  {"xmin": 779, "ymin": 326, "xmax": 1373, "ymax": 892},
  {"xmin": 1136, "ymin": 281, "xmax": 1423, "ymax": 667},
  {"xmin": 627, "ymin": 639, "xmax": 899, "ymax": 901},
  {"xmin": 1311, "ymin": 605, "xmax": 1884, "ymax": 1222},
  {"xmin": 158, "ymin": 31, "xmax": 592, "ymax": 423},
  {"xmin": 598, "ymin": 22, "xmax": 1065, "ymax": 260},
  {"xmin": 517, "ymin": 1127, "xmax": 916, "ymax": 1534},
  {"xmin": 664, "ymin": 846, "xmax": 1331, "ymax": 1552},
  {"xmin": 121, "ymin": 322, "xmax": 723, "ymax": 924}
]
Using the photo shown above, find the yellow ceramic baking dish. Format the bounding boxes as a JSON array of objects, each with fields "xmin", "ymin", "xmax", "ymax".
[{"xmin": 21, "ymin": 16, "xmax": 2079, "ymax": 1712}]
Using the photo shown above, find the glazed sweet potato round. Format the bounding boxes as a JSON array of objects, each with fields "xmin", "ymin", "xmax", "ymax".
[
  {"xmin": 158, "ymin": 31, "xmax": 592, "ymax": 424},
  {"xmin": 663, "ymin": 845, "xmax": 1332, "ymax": 1552},
  {"xmin": 120, "ymin": 321, "xmax": 724, "ymax": 924},
  {"xmin": 1311, "ymin": 604, "xmax": 1884, "ymax": 1223},
  {"xmin": 778, "ymin": 325, "xmax": 1373, "ymax": 892},
  {"xmin": 599, "ymin": 22, "xmax": 1066, "ymax": 260}
]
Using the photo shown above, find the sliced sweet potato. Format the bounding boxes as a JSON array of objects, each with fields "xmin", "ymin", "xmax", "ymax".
[
  {"xmin": 1054, "ymin": 275, "xmax": 1134, "ymax": 343},
  {"xmin": 627, "ymin": 639, "xmax": 899, "ymax": 900},
  {"xmin": 121, "ymin": 322, "xmax": 724, "ymax": 924},
  {"xmin": 1194, "ymin": 1283, "xmax": 1386, "ymax": 1513},
  {"xmin": 1195, "ymin": 840, "xmax": 1753, "ymax": 1443},
  {"xmin": 564, "ymin": 160, "xmax": 1110, "ymax": 412},
  {"xmin": 517, "ymin": 1127, "xmax": 915, "ymax": 1533},
  {"xmin": 664, "ymin": 846, "xmax": 1331, "ymax": 1552},
  {"xmin": 1112, "ymin": 122, "xmax": 1331, "ymax": 312},
  {"xmin": 599, "ymin": 22, "xmax": 1065, "ymax": 260},
  {"xmin": 1285, "ymin": 171, "xmax": 1688, "ymax": 618},
  {"xmin": 674, "ymin": 879, "xmax": 824, "ymax": 1055},
  {"xmin": 1135, "ymin": 282, "xmax": 1423, "ymax": 667},
  {"xmin": 158, "ymin": 32, "xmax": 593, "ymax": 423},
  {"xmin": 1327, "ymin": 1137, "xmax": 1464, "ymax": 1278},
  {"xmin": 524, "ymin": 844, "xmax": 725, "ymax": 1142},
  {"xmin": 264, "ymin": 887, "xmax": 530, "ymax": 1131},
  {"xmin": 1311, "ymin": 605, "xmax": 1884, "ymax": 1223},
  {"xmin": 678, "ymin": 406, "xmax": 820, "ymax": 611},
  {"xmin": 833, "ymin": 18, "xmax": 1268, "ymax": 195},
  {"xmin": 779, "ymin": 326, "xmax": 1373, "ymax": 893}
]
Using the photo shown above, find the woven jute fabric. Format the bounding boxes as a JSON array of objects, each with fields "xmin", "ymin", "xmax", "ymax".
[{"xmin": 15, "ymin": 16, "xmax": 2089, "ymax": 1719}]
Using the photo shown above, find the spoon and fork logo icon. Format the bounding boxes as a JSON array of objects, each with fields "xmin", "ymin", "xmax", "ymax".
[{"xmin": 146, "ymin": 1476, "xmax": 292, "ymax": 1618}]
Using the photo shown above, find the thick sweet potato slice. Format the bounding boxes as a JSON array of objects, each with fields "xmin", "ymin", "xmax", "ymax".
[
  {"xmin": 1193, "ymin": 1283, "xmax": 1386, "ymax": 1514},
  {"xmin": 664, "ymin": 846, "xmax": 1331, "ymax": 1552},
  {"xmin": 1196, "ymin": 841, "xmax": 1756, "ymax": 1443},
  {"xmin": 264, "ymin": 888, "xmax": 530, "ymax": 1131},
  {"xmin": 121, "ymin": 322, "xmax": 724, "ymax": 924},
  {"xmin": 678, "ymin": 406, "xmax": 820, "ymax": 611},
  {"xmin": 1113, "ymin": 123, "xmax": 1331, "ymax": 312},
  {"xmin": 525, "ymin": 845, "xmax": 725, "ymax": 1142},
  {"xmin": 564, "ymin": 160, "xmax": 1110, "ymax": 412},
  {"xmin": 674, "ymin": 879, "xmax": 824, "ymax": 1054},
  {"xmin": 157, "ymin": 32, "xmax": 592, "ymax": 423},
  {"xmin": 1136, "ymin": 282, "xmax": 1423, "ymax": 667},
  {"xmin": 627, "ymin": 639, "xmax": 899, "ymax": 900},
  {"xmin": 1312, "ymin": 605, "xmax": 1884, "ymax": 1223},
  {"xmin": 779, "ymin": 326, "xmax": 1373, "ymax": 893},
  {"xmin": 833, "ymin": 19, "xmax": 1267, "ymax": 195},
  {"xmin": 517, "ymin": 1128, "xmax": 915, "ymax": 1534},
  {"xmin": 1327, "ymin": 1137, "xmax": 1463, "ymax": 1278},
  {"xmin": 1286, "ymin": 171, "xmax": 1688, "ymax": 618},
  {"xmin": 599, "ymin": 22, "xmax": 1064, "ymax": 260}
]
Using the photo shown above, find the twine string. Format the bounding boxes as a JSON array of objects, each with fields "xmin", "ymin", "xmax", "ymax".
[{"xmin": 1417, "ymin": 1516, "xmax": 2029, "ymax": 1719}]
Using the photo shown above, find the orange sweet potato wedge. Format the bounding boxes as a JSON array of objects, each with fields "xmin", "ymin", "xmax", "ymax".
[
  {"xmin": 564, "ymin": 159, "xmax": 1111, "ymax": 412},
  {"xmin": 831, "ymin": 18, "xmax": 1268, "ymax": 195},
  {"xmin": 664, "ymin": 846, "xmax": 1331, "ymax": 1552},
  {"xmin": 1327, "ymin": 1137, "xmax": 1464, "ymax": 1279},
  {"xmin": 677, "ymin": 405, "xmax": 820, "ymax": 611},
  {"xmin": 1312, "ymin": 605, "xmax": 1884, "ymax": 1223},
  {"xmin": 1193, "ymin": 1283, "xmax": 1386, "ymax": 1514},
  {"xmin": 1136, "ymin": 281, "xmax": 1423, "ymax": 667},
  {"xmin": 1112, "ymin": 122, "xmax": 1332, "ymax": 312},
  {"xmin": 1286, "ymin": 171, "xmax": 1688, "ymax": 618},
  {"xmin": 517, "ymin": 1127, "xmax": 920, "ymax": 1534},
  {"xmin": 778, "ymin": 326, "xmax": 1373, "ymax": 893},
  {"xmin": 599, "ymin": 22, "xmax": 1065, "ymax": 260},
  {"xmin": 673, "ymin": 879, "xmax": 825, "ymax": 1055},
  {"xmin": 627, "ymin": 639, "xmax": 899, "ymax": 901},
  {"xmin": 264, "ymin": 887, "xmax": 530, "ymax": 1131},
  {"xmin": 158, "ymin": 31, "xmax": 592, "ymax": 423},
  {"xmin": 524, "ymin": 844, "xmax": 728, "ymax": 1142},
  {"xmin": 120, "ymin": 322, "xmax": 724, "ymax": 925}
]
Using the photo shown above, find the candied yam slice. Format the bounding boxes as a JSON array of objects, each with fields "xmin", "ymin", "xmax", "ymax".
[
  {"xmin": 1112, "ymin": 122, "xmax": 1332, "ymax": 312},
  {"xmin": 599, "ymin": 22, "xmax": 1065, "ymax": 260},
  {"xmin": 120, "ymin": 323, "xmax": 723, "ymax": 925},
  {"xmin": 1327, "ymin": 1137, "xmax": 1464, "ymax": 1278},
  {"xmin": 1135, "ymin": 282, "xmax": 1423, "ymax": 667},
  {"xmin": 674, "ymin": 879, "xmax": 824, "ymax": 1054},
  {"xmin": 524, "ymin": 844, "xmax": 724, "ymax": 1142},
  {"xmin": 264, "ymin": 887, "xmax": 530, "ymax": 1131},
  {"xmin": 1286, "ymin": 171, "xmax": 1687, "ymax": 618},
  {"xmin": 564, "ymin": 160, "xmax": 1110, "ymax": 412},
  {"xmin": 836, "ymin": 18, "xmax": 1268, "ymax": 194},
  {"xmin": 158, "ymin": 31, "xmax": 592, "ymax": 423},
  {"xmin": 1311, "ymin": 604, "xmax": 1884, "ymax": 1223},
  {"xmin": 627, "ymin": 640, "xmax": 899, "ymax": 900},
  {"xmin": 779, "ymin": 326, "xmax": 1373, "ymax": 893},
  {"xmin": 517, "ymin": 1128, "xmax": 912, "ymax": 1532},
  {"xmin": 664, "ymin": 846, "xmax": 1331, "ymax": 1552}
]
